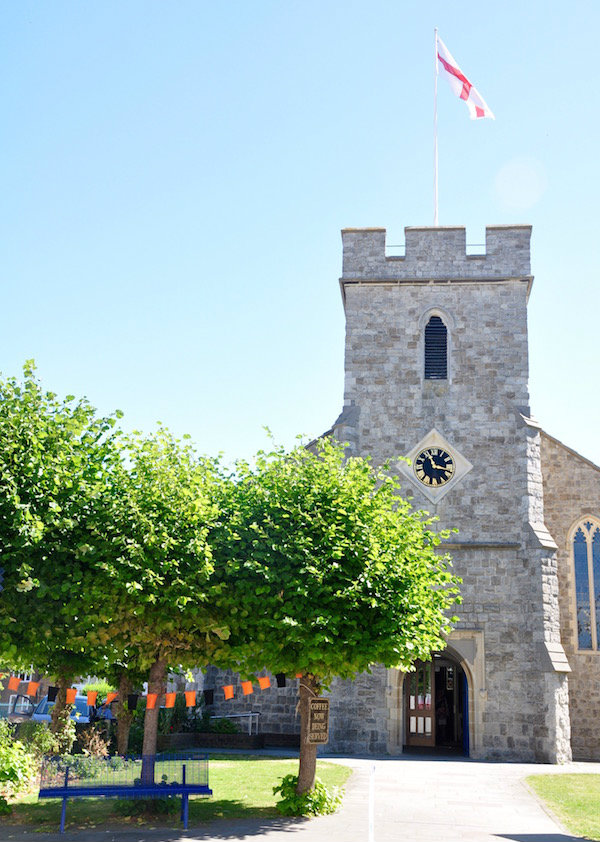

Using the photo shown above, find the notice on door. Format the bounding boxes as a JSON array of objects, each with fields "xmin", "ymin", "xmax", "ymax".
[{"xmin": 307, "ymin": 698, "xmax": 330, "ymax": 744}]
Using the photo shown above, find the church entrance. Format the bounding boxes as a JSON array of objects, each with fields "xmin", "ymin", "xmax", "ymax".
[{"xmin": 404, "ymin": 654, "xmax": 468, "ymax": 754}]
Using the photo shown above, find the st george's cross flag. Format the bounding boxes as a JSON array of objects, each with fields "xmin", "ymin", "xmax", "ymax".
[{"xmin": 436, "ymin": 35, "xmax": 494, "ymax": 120}]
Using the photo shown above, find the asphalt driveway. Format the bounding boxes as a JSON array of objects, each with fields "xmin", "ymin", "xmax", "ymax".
[{"xmin": 3, "ymin": 754, "xmax": 599, "ymax": 841}]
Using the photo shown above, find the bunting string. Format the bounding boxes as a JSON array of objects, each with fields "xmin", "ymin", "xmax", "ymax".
[{"xmin": 3, "ymin": 671, "xmax": 302, "ymax": 709}]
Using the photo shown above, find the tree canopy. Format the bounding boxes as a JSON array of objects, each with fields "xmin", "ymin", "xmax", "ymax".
[
  {"xmin": 0, "ymin": 362, "xmax": 121, "ymax": 680},
  {"xmin": 216, "ymin": 437, "xmax": 460, "ymax": 682},
  {"xmin": 87, "ymin": 428, "xmax": 230, "ymax": 671}
]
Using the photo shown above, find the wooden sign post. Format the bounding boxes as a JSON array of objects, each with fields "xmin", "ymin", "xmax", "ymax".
[{"xmin": 307, "ymin": 698, "xmax": 330, "ymax": 744}]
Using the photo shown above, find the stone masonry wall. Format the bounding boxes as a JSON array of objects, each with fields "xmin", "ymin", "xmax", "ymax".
[
  {"xmin": 202, "ymin": 665, "xmax": 389, "ymax": 755},
  {"xmin": 442, "ymin": 543, "xmax": 569, "ymax": 761},
  {"xmin": 341, "ymin": 226, "xmax": 531, "ymax": 281},
  {"xmin": 340, "ymin": 274, "xmax": 531, "ymax": 539},
  {"xmin": 324, "ymin": 666, "xmax": 389, "ymax": 754},
  {"xmin": 541, "ymin": 432, "xmax": 600, "ymax": 760},
  {"xmin": 203, "ymin": 667, "xmax": 301, "ymax": 737},
  {"xmin": 332, "ymin": 226, "xmax": 570, "ymax": 762}
]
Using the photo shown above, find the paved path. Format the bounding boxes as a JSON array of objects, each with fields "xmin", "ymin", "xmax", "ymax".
[{"xmin": 4, "ymin": 755, "xmax": 599, "ymax": 841}]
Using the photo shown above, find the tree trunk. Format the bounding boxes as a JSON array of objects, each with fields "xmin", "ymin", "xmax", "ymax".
[
  {"xmin": 141, "ymin": 658, "xmax": 166, "ymax": 784},
  {"xmin": 116, "ymin": 671, "xmax": 134, "ymax": 756},
  {"xmin": 49, "ymin": 674, "xmax": 72, "ymax": 735},
  {"xmin": 296, "ymin": 674, "xmax": 320, "ymax": 794}
]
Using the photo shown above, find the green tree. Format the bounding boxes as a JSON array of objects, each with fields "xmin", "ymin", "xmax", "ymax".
[
  {"xmin": 0, "ymin": 363, "xmax": 122, "ymax": 734},
  {"xmin": 215, "ymin": 438, "xmax": 461, "ymax": 794},
  {"xmin": 0, "ymin": 366, "xmax": 234, "ymax": 766},
  {"xmin": 102, "ymin": 660, "xmax": 145, "ymax": 756},
  {"xmin": 88, "ymin": 429, "xmax": 231, "ymax": 775}
]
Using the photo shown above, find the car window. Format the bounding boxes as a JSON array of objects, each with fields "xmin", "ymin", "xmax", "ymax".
[
  {"xmin": 74, "ymin": 698, "xmax": 89, "ymax": 716},
  {"xmin": 34, "ymin": 697, "xmax": 90, "ymax": 718},
  {"xmin": 34, "ymin": 699, "xmax": 51, "ymax": 715},
  {"xmin": 11, "ymin": 695, "xmax": 34, "ymax": 714}
]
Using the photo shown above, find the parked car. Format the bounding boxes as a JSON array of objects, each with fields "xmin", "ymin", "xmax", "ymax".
[
  {"xmin": 8, "ymin": 694, "xmax": 114, "ymax": 725},
  {"xmin": 6, "ymin": 694, "xmax": 36, "ymax": 723}
]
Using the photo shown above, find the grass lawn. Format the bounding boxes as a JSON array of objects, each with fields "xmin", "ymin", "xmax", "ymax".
[
  {"xmin": 527, "ymin": 774, "xmax": 600, "ymax": 840},
  {"xmin": 2, "ymin": 755, "xmax": 352, "ymax": 832}
]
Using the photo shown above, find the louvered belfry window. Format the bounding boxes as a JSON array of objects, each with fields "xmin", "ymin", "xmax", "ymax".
[{"xmin": 424, "ymin": 316, "xmax": 448, "ymax": 379}]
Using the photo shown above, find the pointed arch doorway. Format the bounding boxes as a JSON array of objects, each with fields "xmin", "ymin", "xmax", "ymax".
[{"xmin": 404, "ymin": 653, "xmax": 468, "ymax": 754}]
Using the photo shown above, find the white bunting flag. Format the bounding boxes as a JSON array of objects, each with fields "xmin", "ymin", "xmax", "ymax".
[{"xmin": 436, "ymin": 35, "xmax": 495, "ymax": 120}]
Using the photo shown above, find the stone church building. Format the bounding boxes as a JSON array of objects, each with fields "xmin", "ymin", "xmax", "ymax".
[{"xmin": 207, "ymin": 224, "xmax": 600, "ymax": 763}]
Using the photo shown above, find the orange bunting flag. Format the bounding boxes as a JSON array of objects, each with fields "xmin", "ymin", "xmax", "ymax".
[
  {"xmin": 258, "ymin": 676, "xmax": 271, "ymax": 690},
  {"xmin": 146, "ymin": 693, "xmax": 158, "ymax": 710},
  {"xmin": 7, "ymin": 676, "xmax": 20, "ymax": 691},
  {"xmin": 105, "ymin": 692, "xmax": 117, "ymax": 705},
  {"xmin": 296, "ymin": 673, "xmax": 303, "ymax": 678},
  {"xmin": 241, "ymin": 681, "xmax": 253, "ymax": 696},
  {"xmin": 87, "ymin": 691, "xmax": 98, "ymax": 707},
  {"xmin": 26, "ymin": 681, "xmax": 39, "ymax": 697},
  {"xmin": 223, "ymin": 684, "xmax": 234, "ymax": 700},
  {"xmin": 66, "ymin": 688, "xmax": 77, "ymax": 704},
  {"xmin": 185, "ymin": 690, "xmax": 196, "ymax": 708},
  {"xmin": 165, "ymin": 692, "xmax": 176, "ymax": 708}
]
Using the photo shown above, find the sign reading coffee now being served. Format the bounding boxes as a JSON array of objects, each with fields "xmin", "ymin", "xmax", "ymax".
[{"xmin": 307, "ymin": 698, "xmax": 330, "ymax": 744}]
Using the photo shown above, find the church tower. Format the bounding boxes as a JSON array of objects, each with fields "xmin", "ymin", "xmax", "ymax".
[{"xmin": 328, "ymin": 225, "xmax": 572, "ymax": 762}]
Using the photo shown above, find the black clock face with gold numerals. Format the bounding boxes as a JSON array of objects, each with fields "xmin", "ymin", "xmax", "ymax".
[{"xmin": 414, "ymin": 447, "xmax": 455, "ymax": 487}]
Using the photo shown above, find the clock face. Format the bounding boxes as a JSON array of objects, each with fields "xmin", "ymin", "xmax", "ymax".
[{"xmin": 414, "ymin": 447, "xmax": 455, "ymax": 487}]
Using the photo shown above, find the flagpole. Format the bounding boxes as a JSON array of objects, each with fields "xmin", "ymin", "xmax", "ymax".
[{"xmin": 433, "ymin": 27, "xmax": 439, "ymax": 226}]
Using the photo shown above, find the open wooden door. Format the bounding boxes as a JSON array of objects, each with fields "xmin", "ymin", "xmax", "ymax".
[{"xmin": 405, "ymin": 660, "xmax": 435, "ymax": 747}]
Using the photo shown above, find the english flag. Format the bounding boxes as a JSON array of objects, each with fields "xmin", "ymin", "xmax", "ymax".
[{"xmin": 436, "ymin": 35, "xmax": 494, "ymax": 120}]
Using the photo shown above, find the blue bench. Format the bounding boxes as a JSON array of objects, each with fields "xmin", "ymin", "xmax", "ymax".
[{"xmin": 38, "ymin": 753, "xmax": 212, "ymax": 833}]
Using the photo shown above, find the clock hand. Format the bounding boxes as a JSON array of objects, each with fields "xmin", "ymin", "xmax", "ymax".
[{"xmin": 428, "ymin": 457, "xmax": 448, "ymax": 471}]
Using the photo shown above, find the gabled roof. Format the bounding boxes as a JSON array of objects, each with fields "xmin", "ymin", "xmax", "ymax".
[{"xmin": 541, "ymin": 429, "xmax": 600, "ymax": 474}]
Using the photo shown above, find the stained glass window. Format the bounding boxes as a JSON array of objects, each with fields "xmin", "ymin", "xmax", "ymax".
[
  {"xmin": 574, "ymin": 528, "xmax": 592, "ymax": 649},
  {"xmin": 572, "ymin": 521, "xmax": 600, "ymax": 650},
  {"xmin": 593, "ymin": 529, "xmax": 600, "ymax": 647}
]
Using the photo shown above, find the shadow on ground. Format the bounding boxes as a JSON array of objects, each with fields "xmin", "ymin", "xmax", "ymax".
[
  {"xmin": 495, "ymin": 834, "xmax": 588, "ymax": 841},
  {"xmin": 0, "ymin": 796, "xmax": 313, "ymax": 841},
  {"xmin": 2, "ymin": 790, "xmax": 303, "ymax": 829},
  {"xmin": 0, "ymin": 812, "xmax": 309, "ymax": 842}
]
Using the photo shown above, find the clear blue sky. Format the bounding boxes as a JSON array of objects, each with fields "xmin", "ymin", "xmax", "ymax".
[{"xmin": 1, "ymin": 1, "xmax": 599, "ymax": 466}]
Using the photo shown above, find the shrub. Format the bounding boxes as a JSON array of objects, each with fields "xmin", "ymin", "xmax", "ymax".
[
  {"xmin": 80, "ymin": 681, "xmax": 116, "ymax": 698},
  {"xmin": 53, "ymin": 754, "xmax": 104, "ymax": 780},
  {"xmin": 79, "ymin": 725, "xmax": 109, "ymax": 758},
  {"xmin": 53, "ymin": 706, "xmax": 76, "ymax": 755},
  {"xmin": 0, "ymin": 720, "xmax": 37, "ymax": 811},
  {"xmin": 158, "ymin": 693, "xmax": 187, "ymax": 736},
  {"xmin": 158, "ymin": 692, "xmax": 209, "ymax": 735},
  {"xmin": 127, "ymin": 691, "xmax": 210, "ymax": 751},
  {"xmin": 209, "ymin": 717, "xmax": 239, "ymax": 734},
  {"xmin": 16, "ymin": 722, "xmax": 59, "ymax": 758},
  {"xmin": 181, "ymin": 698, "xmax": 210, "ymax": 733},
  {"xmin": 273, "ymin": 774, "xmax": 343, "ymax": 816},
  {"xmin": 126, "ymin": 696, "xmax": 147, "ymax": 755},
  {"xmin": 114, "ymin": 796, "xmax": 179, "ymax": 816},
  {"xmin": 127, "ymin": 721, "xmax": 144, "ymax": 755}
]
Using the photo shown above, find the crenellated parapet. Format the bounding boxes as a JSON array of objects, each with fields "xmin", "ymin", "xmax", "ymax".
[{"xmin": 341, "ymin": 225, "xmax": 532, "ymax": 281}]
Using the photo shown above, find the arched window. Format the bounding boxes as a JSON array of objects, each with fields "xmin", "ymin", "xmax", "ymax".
[
  {"xmin": 572, "ymin": 519, "xmax": 600, "ymax": 650},
  {"xmin": 424, "ymin": 315, "xmax": 447, "ymax": 380}
]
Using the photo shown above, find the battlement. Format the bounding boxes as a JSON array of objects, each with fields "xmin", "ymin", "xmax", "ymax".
[{"xmin": 341, "ymin": 225, "xmax": 532, "ymax": 281}]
